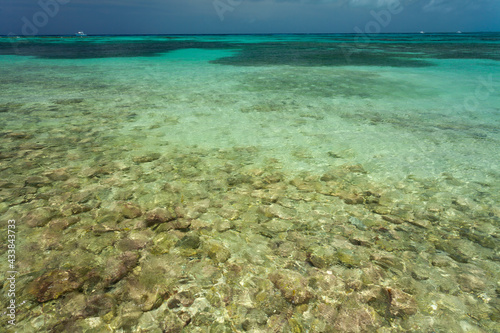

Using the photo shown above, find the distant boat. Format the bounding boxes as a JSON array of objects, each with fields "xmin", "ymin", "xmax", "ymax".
[
  {"xmin": 457, "ymin": 31, "xmax": 462, "ymax": 34},
  {"xmin": 75, "ymin": 31, "xmax": 87, "ymax": 37},
  {"xmin": 420, "ymin": 31, "xmax": 425, "ymax": 34}
]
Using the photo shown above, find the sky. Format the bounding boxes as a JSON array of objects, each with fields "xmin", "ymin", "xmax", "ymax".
[{"xmin": 0, "ymin": 0, "xmax": 499, "ymax": 35}]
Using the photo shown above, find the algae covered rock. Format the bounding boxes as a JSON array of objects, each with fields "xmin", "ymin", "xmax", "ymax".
[
  {"xmin": 316, "ymin": 302, "xmax": 339, "ymax": 325},
  {"xmin": 44, "ymin": 168, "xmax": 70, "ymax": 181},
  {"xmin": 342, "ymin": 193, "xmax": 365, "ymax": 205},
  {"xmin": 168, "ymin": 218, "xmax": 191, "ymax": 231},
  {"xmin": 115, "ymin": 302, "xmax": 144, "ymax": 330},
  {"xmin": 116, "ymin": 237, "xmax": 148, "ymax": 252},
  {"xmin": 167, "ymin": 290, "xmax": 195, "ymax": 309},
  {"xmin": 349, "ymin": 216, "xmax": 367, "ymax": 230},
  {"xmin": 122, "ymin": 202, "xmax": 142, "ymax": 219},
  {"xmin": 307, "ymin": 246, "xmax": 336, "ymax": 269},
  {"xmin": 268, "ymin": 269, "xmax": 313, "ymax": 305},
  {"xmin": 24, "ymin": 175, "xmax": 51, "ymax": 187},
  {"xmin": 125, "ymin": 276, "xmax": 168, "ymax": 312},
  {"xmin": 161, "ymin": 310, "xmax": 190, "ymax": 333},
  {"xmin": 334, "ymin": 303, "xmax": 382, "ymax": 332},
  {"xmin": 184, "ymin": 199, "xmax": 210, "ymax": 219},
  {"xmin": 61, "ymin": 203, "xmax": 92, "ymax": 217},
  {"xmin": 133, "ymin": 153, "xmax": 161, "ymax": 164},
  {"xmin": 457, "ymin": 272, "xmax": 487, "ymax": 293},
  {"xmin": 259, "ymin": 204, "xmax": 296, "ymax": 220},
  {"xmin": 102, "ymin": 251, "xmax": 140, "ymax": 286},
  {"xmin": 386, "ymin": 287, "xmax": 418, "ymax": 317},
  {"xmin": 145, "ymin": 207, "xmax": 177, "ymax": 226},
  {"xmin": 175, "ymin": 234, "xmax": 201, "ymax": 249},
  {"xmin": 47, "ymin": 216, "xmax": 80, "ymax": 231},
  {"xmin": 149, "ymin": 232, "xmax": 178, "ymax": 255},
  {"xmin": 28, "ymin": 269, "xmax": 85, "ymax": 303},
  {"xmin": 258, "ymin": 219, "xmax": 294, "ymax": 238},
  {"xmin": 254, "ymin": 279, "xmax": 290, "ymax": 316},
  {"xmin": 204, "ymin": 241, "xmax": 231, "ymax": 263},
  {"xmin": 84, "ymin": 294, "xmax": 117, "ymax": 318},
  {"xmin": 25, "ymin": 207, "xmax": 60, "ymax": 227},
  {"xmin": 434, "ymin": 240, "xmax": 472, "ymax": 263},
  {"xmin": 336, "ymin": 248, "xmax": 362, "ymax": 268}
]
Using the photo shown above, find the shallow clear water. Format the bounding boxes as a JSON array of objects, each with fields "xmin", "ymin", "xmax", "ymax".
[{"xmin": 0, "ymin": 34, "xmax": 499, "ymax": 332}]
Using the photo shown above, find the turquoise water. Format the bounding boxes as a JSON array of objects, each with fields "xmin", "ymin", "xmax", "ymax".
[{"xmin": 0, "ymin": 34, "xmax": 499, "ymax": 332}]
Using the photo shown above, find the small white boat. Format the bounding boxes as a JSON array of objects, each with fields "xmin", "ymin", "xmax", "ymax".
[{"xmin": 75, "ymin": 31, "xmax": 87, "ymax": 37}]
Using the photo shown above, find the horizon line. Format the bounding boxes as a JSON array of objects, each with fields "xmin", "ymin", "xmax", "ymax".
[{"xmin": 1, "ymin": 31, "xmax": 499, "ymax": 37}]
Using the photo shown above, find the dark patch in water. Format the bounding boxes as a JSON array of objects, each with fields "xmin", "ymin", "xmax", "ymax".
[
  {"xmin": 1, "ymin": 35, "xmax": 498, "ymax": 67},
  {"xmin": 211, "ymin": 38, "xmax": 500, "ymax": 67},
  {"xmin": 212, "ymin": 42, "xmax": 433, "ymax": 68},
  {"xmin": 0, "ymin": 38, "xmax": 233, "ymax": 59},
  {"xmin": 0, "ymin": 103, "xmax": 24, "ymax": 113}
]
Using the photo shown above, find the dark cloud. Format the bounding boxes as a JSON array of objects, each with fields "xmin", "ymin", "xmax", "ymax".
[{"xmin": 0, "ymin": 0, "xmax": 498, "ymax": 35}]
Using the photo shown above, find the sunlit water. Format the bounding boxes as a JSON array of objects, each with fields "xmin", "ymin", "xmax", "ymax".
[{"xmin": 0, "ymin": 34, "xmax": 499, "ymax": 332}]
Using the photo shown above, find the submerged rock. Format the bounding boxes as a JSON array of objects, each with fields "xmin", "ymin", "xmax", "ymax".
[
  {"xmin": 459, "ymin": 228, "xmax": 497, "ymax": 249},
  {"xmin": 102, "ymin": 251, "xmax": 140, "ymax": 286},
  {"xmin": 6, "ymin": 131, "xmax": 32, "ymax": 139},
  {"xmin": 116, "ymin": 237, "xmax": 149, "ymax": 252},
  {"xmin": 169, "ymin": 218, "xmax": 191, "ymax": 231},
  {"xmin": 125, "ymin": 277, "xmax": 168, "ymax": 312},
  {"xmin": 386, "ymin": 288, "xmax": 418, "ymax": 317},
  {"xmin": 0, "ymin": 181, "xmax": 17, "ymax": 189},
  {"xmin": 28, "ymin": 269, "xmax": 85, "ymax": 303},
  {"xmin": 61, "ymin": 203, "xmax": 92, "ymax": 217},
  {"xmin": 430, "ymin": 254, "xmax": 454, "ymax": 267},
  {"xmin": 457, "ymin": 273, "xmax": 487, "ymax": 293},
  {"xmin": 44, "ymin": 168, "xmax": 70, "ymax": 181},
  {"xmin": 122, "ymin": 202, "xmax": 142, "ymax": 219},
  {"xmin": 204, "ymin": 241, "xmax": 231, "ymax": 263},
  {"xmin": 161, "ymin": 310, "xmax": 190, "ymax": 333},
  {"xmin": 258, "ymin": 204, "xmax": 296, "ymax": 220},
  {"xmin": 115, "ymin": 302, "xmax": 144, "ymax": 330},
  {"xmin": 167, "ymin": 291, "xmax": 195, "ymax": 309},
  {"xmin": 25, "ymin": 207, "xmax": 59, "ymax": 227},
  {"xmin": 81, "ymin": 166, "xmax": 113, "ymax": 178},
  {"xmin": 84, "ymin": 294, "xmax": 117, "ymax": 318},
  {"xmin": 149, "ymin": 232, "xmax": 178, "ymax": 255},
  {"xmin": 133, "ymin": 153, "xmax": 161, "ymax": 164},
  {"xmin": 184, "ymin": 199, "xmax": 210, "ymax": 219},
  {"xmin": 24, "ymin": 176, "xmax": 51, "ymax": 187},
  {"xmin": 175, "ymin": 234, "xmax": 201, "ymax": 249},
  {"xmin": 381, "ymin": 215, "xmax": 403, "ymax": 225},
  {"xmin": 268, "ymin": 270, "xmax": 313, "ymax": 305},
  {"xmin": 349, "ymin": 216, "xmax": 367, "ymax": 230},
  {"xmin": 342, "ymin": 193, "xmax": 365, "ymax": 205},
  {"xmin": 307, "ymin": 246, "xmax": 336, "ymax": 269},
  {"xmin": 57, "ymin": 292, "xmax": 88, "ymax": 319},
  {"xmin": 49, "ymin": 216, "xmax": 80, "ymax": 231},
  {"xmin": 336, "ymin": 249, "xmax": 362, "ymax": 268},
  {"xmin": 434, "ymin": 240, "xmax": 471, "ymax": 263},
  {"xmin": 54, "ymin": 98, "xmax": 84, "ymax": 105},
  {"xmin": 408, "ymin": 219, "xmax": 431, "ymax": 229},
  {"xmin": 72, "ymin": 189, "xmax": 94, "ymax": 203},
  {"xmin": 316, "ymin": 302, "xmax": 339, "ymax": 324},
  {"xmin": 334, "ymin": 304, "xmax": 381, "ymax": 332},
  {"xmin": 96, "ymin": 210, "xmax": 123, "ymax": 225},
  {"xmin": 145, "ymin": 207, "xmax": 176, "ymax": 226}
]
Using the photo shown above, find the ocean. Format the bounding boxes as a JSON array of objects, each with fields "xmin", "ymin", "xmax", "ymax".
[{"xmin": 0, "ymin": 34, "xmax": 499, "ymax": 332}]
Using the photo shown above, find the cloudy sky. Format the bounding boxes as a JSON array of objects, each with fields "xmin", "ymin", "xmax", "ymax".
[{"xmin": 1, "ymin": 0, "xmax": 499, "ymax": 35}]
